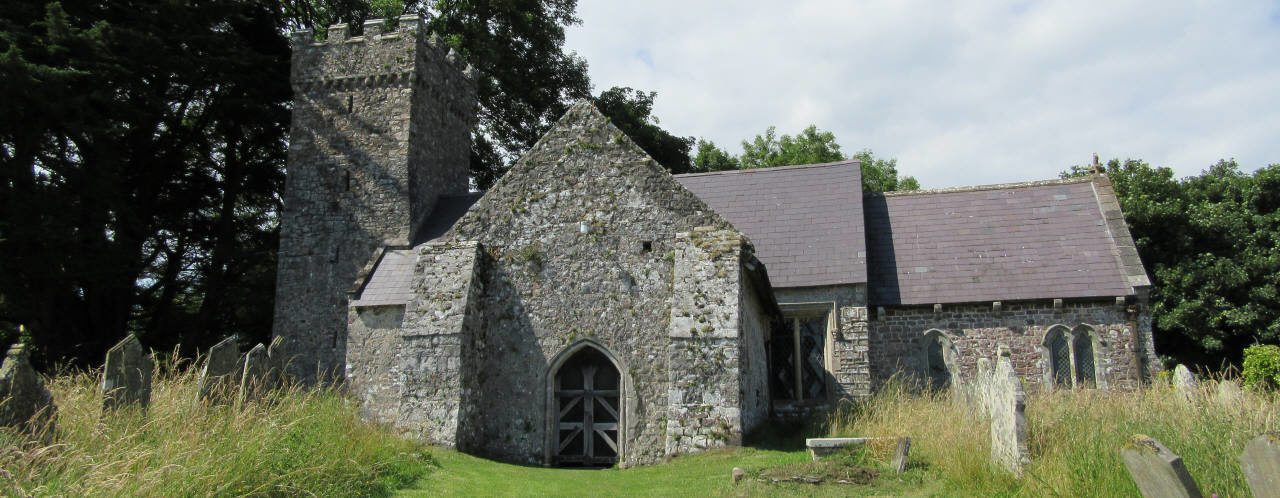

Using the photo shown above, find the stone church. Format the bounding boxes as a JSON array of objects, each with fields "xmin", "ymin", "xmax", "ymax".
[{"xmin": 272, "ymin": 15, "xmax": 1159, "ymax": 467}]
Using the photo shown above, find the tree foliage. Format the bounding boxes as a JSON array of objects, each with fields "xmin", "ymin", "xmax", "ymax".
[
  {"xmin": 0, "ymin": 0, "xmax": 289, "ymax": 367},
  {"xmin": 594, "ymin": 86, "xmax": 694, "ymax": 173},
  {"xmin": 1065, "ymin": 159, "xmax": 1280, "ymax": 367},
  {"xmin": 695, "ymin": 125, "xmax": 918, "ymax": 192}
]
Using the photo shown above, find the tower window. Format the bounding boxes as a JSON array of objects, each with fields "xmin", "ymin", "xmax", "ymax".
[
  {"xmin": 343, "ymin": 170, "xmax": 352, "ymax": 191},
  {"xmin": 346, "ymin": 95, "xmax": 354, "ymax": 114}
]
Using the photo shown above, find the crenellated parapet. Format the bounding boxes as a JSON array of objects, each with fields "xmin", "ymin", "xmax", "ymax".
[{"xmin": 288, "ymin": 14, "xmax": 476, "ymax": 99}]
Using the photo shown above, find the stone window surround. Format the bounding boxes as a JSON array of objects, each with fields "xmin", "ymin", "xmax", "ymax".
[
  {"xmin": 542, "ymin": 338, "xmax": 636, "ymax": 467},
  {"xmin": 919, "ymin": 329, "xmax": 959, "ymax": 389},
  {"xmin": 1039, "ymin": 324, "xmax": 1108, "ymax": 390},
  {"xmin": 776, "ymin": 301, "xmax": 837, "ymax": 405}
]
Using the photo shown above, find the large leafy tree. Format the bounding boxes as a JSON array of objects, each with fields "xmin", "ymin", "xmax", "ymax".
[
  {"xmin": 593, "ymin": 86, "xmax": 695, "ymax": 173},
  {"xmin": 696, "ymin": 125, "xmax": 919, "ymax": 192},
  {"xmin": 284, "ymin": 0, "xmax": 592, "ymax": 188},
  {"xmin": 0, "ymin": 0, "xmax": 289, "ymax": 367},
  {"xmin": 1065, "ymin": 159, "xmax": 1280, "ymax": 368}
]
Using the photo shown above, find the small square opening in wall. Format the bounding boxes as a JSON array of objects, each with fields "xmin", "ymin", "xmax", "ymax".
[{"xmin": 641, "ymin": 240, "xmax": 653, "ymax": 253}]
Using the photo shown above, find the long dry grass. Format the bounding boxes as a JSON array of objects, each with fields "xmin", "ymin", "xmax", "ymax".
[
  {"xmin": 0, "ymin": 357, "xmax": 432, "ymax": 497},
  {"xmin": 828, "ymin": 377, "xmax": 1279, "ymax": 497}
]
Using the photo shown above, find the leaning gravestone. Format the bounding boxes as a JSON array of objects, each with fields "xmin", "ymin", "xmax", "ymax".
[
  {"xmin": 101, "ymin": 334, "xmax": 153, "ymax": 410},
  {"xmin": 1241, "ymin": 433, "xmax": 1280, "ymax": 498},
  {"xmin": 988, "ymin": 356, "xmax": 1029, "ymax": 476},
  {"xmin": 265, "ymin": 335, "xmax": 287, "ymax": 390},
  {"xmin": 238, "ymin": 343, "xmax": 268, "ymax": 404},
  {"xmin": 1120, "ymin": 435, "xmax": 1202, "ymax": 498},
  {"xmin": 0, "ymin": 344, "xmax": 56, "ymax": 435},
  {"xmin": 197, "ymin": 336, "xmax": 240, "ymax": 403}
]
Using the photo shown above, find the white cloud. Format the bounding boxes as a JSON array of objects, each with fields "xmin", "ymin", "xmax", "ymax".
[{"xmin": 564, "ymin": 0, "xmax": 1280, "ymax": 187}]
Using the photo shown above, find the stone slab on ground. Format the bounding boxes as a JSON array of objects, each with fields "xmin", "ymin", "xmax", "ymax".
[
  {"xmin": 1241, "ymin": 432, "xmax": 1280, "ymax": 498},
  {"xmin": 1121, "ymin": 435, "xmax": 1202, "ymax": 498},
  {"xmin": 101, "ymin": 334, "xmax": 153, "ymax": 410},
  {"xmin": 0, "ymin": 344, "xmax": 56, "ymax": 434},
  {"xmin": 806, "ymin": 437, "xmax": 872, "ymax": 461}
]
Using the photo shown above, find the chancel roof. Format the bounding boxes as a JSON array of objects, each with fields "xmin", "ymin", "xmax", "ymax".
[{"xmin": 864, "ymin": 177, "xmax": 1149, "ymax": 306}]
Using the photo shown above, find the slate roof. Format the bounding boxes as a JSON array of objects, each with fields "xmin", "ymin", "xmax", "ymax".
[
  {"xmin": 353, "ymin": 193, "xmax": 482, "ymax": 306},
  {"xmin": 350, "ymin": 249, "xmax": 415, "ymax": 306},
  {"xmin": 675, "ymin": 161, "xmax": 867, "ymax": 288},
  {"xmin": 865, "ymin": 178, "xmax": 1146, "ymax": 306}
]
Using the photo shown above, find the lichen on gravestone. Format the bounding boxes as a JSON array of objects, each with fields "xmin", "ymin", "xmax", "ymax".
[
  {"xmin": 0, "ymin": 344, "xmax": 56, "ymax": 435},
  {"xmin": 1241, "ymin": 432, "xmax": 1280, "ymax": 498},
  {"xmin": 1120, "ymin": 435, "xmax": 1202, "ymax": 498},
  {"xmin": 101, "ymin": 334, "xmax": 153, "ymax": 411}
]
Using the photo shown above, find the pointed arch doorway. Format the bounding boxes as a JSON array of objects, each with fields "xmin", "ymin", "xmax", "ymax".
[{"xmin": 547, "ymin": 343, "xmax": 623, "ymax": 467}]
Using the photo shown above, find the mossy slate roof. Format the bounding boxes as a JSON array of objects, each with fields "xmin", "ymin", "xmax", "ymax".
[{"xmin": 675, "ymin": 160, "xmax": 868, "ymax": 288}]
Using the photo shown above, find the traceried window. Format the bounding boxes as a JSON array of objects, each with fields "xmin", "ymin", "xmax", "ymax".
[
  {"xmin": 769, "ymin": 311, "xmax": 830, "ymax": 403},
  {"xmin": 1045, "ymin": 325, "xmax": 1099, "ymax": 389}
]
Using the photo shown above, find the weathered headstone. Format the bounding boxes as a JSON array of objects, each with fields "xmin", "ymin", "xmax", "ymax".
[
  {"xmin": 892, "ymin": 437, "xmax": 912, "ymax": 474},
  {"xmin": 1214, "ymin": 379, "xmax": 1244, "ymax": 408},
  {"xmin": 1120, "ymin": 435, "xmax": 1202, "ymax": 498},
  {"xmin": 1241, "ymin": 432, "xmax": 1280, "ymax": 498},
  {"xmin": 197, "ymin": 336, "xmax": 240, "ymax": 402},
  {"xmin": 238, "ymin": 343, "xmax": 268, "ymax": 404},
  {"xmin": 101, "ymin": 334, "xmax": 153, "ymax": 410},
  {"xmin": 731, "ymin": 466, "xmax": 745, "ymax": 484},
  {"xmin": 1172, "ymin": 364, "xmax": 1197, "ymax": 392},
  {"xmin": 265, "ymin": 335, "xmax": 287, "ymax": 390},
  {"xmin": 0, "ymin": 344, "xmax": 56, "ymax": 435},
  {"xmin": 988, "ymin": 356, "xmax": 1029, "ymax": 476}
]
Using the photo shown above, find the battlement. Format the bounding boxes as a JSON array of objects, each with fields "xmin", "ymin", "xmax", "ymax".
[{"xmin": 288, "ymin": 14, "xmax": 476, "ymax": 93}]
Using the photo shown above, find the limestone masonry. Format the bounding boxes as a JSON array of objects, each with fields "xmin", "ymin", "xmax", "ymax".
[{"xmin": 273, "ymin": 14, "xmax": 1159, "ymax": 467}]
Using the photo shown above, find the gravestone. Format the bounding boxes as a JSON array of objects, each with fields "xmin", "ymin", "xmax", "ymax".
[
  {"xmin": 892, "ymin": 437, "xmax": 912, "ymax": 474},
  {"xmin": 988, "ymin": 356, "xmax": 1029, "ymax": 476},
  {"xmin": 0, "ymin": 344, "xmax": 56, "ymax": 434},
  {"xmin": 1120, "ymin": 435, "xmax": 1202, "ymax": 498},
  {"xmin": 197, "ymin": 336, "xmax": 240, "ymax": 402},
  {"xmin": 266, "ymin": 335, "xmax": 287, "ymax": 390},
  {"xmin": 101, "ymin": 334, "xmax": 153, "ymax": 410},
  {"xmin": 1214, "ymin": 380, "xmax": 1244, "ymax": 408},
  {"xmin": 1172, "ymin": 364, "xmax": 1197, "ymax": 392},
  {"xmin": 238, "ymin": 343, "xmax": 268, "ymax": 403},
  {"xmin": 1241, "ymin": 433, "xmax": 1280, "ymax": 498}
]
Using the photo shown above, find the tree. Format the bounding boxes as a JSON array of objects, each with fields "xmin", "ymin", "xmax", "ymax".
[
  {"xmin": 739, "ymin": 125, "xmax": 844, "ymax": 169},
  {"xmin": 853, "ymin": 149, "xmax": 919, "ymax": 193},
  {"xmin": 691, "ymin": 139, "xmax": 739, "ymax": 172},
  {"xmin": 1064, "ymin": 159, "xmax": 1280, "ymax": 368},
  {"xmin": 704, "ymin": 124, "xmax": 918, "ymax": 191},
  {"xmin": 0, "ymin": 0, "xmax": 289, "ymax": 367},
  {"xmin": 594, "ymin": 87, "xmax": 694, "ymax": 173},
  {"xmin": 283, "ymin": 0, "xmax": 592, "ymax": 189}
]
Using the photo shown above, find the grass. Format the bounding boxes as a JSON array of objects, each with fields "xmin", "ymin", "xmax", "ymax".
[
  {"xmin": 828, "ymin": 377, "xmax": 1280, "ymax": 497},
  {"xmin": 404, "ymin": 445, "xmax": 940, "ymax": 497},
  {"xmin": 0, "ymin": 357, "xmax": 432, "ymax": 497},
  {"xmin": 5, "ymin": 361, "xmax": 1273, "ymax": 497}
]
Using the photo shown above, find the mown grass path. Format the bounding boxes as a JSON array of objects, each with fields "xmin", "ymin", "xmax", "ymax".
[{"xmin": 401, "ymin": 446, "xmax": 940, "ymax": 497}]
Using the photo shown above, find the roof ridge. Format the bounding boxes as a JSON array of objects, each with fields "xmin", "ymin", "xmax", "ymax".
[
  {"xmin": 875, "ymin": 176, "xmax": 1092, "ymax": 197},
  {"xmin": 673, "ymin": 159, "xmax": 859, "ymax": 178}
]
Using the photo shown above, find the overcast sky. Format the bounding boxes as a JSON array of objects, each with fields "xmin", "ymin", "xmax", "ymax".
[{"xmin": 563, "ymin": 0, "xmax": 1280, "ymax": 187}]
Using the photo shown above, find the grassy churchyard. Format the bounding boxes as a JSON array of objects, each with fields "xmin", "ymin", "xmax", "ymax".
[{"xmin": 3, "ymin": 360, "xmax": 1274, "ymax": 496}]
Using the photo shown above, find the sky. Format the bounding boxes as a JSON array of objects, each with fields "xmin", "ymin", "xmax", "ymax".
[{"xmin": 563, "ymin": 0, "xmax": 1280, "ymax": 188}]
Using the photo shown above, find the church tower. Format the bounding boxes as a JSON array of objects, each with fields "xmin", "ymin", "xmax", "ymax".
[{"xmin": 273, "ymin": 14, "xmax": 476, "ymax": 383}]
